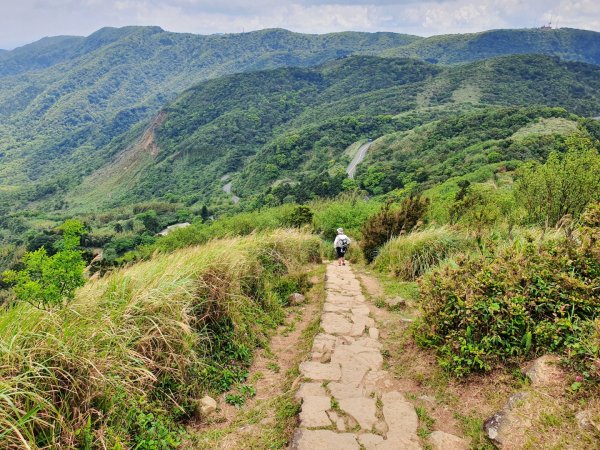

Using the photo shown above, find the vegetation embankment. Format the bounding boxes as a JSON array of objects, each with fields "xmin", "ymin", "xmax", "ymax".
[
  {"xmin": 0, "ymin": 229, "xmax": 320, "ymax": 448},
  {"xmin": 352, "ymin": 133, "xmax": 600, "ymax": 446},
  {"xmin": 368, "ymin": 134, "xmax": 600, "ymax": 376}
]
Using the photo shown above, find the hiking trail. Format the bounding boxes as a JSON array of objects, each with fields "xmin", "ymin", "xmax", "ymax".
[{"xmin": 291, "ymin": 263, "xmax": 421, "ymax": 449}]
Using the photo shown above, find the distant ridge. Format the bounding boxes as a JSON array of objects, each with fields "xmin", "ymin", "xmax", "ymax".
[{"xmin": 379, "ymin": 28, "xmax": 600, "ymax": 66}]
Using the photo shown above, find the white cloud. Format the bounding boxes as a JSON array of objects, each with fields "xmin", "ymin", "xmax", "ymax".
[{"xmin": 0, "ymin": 0, "xmax": 598, "ymax": 49}]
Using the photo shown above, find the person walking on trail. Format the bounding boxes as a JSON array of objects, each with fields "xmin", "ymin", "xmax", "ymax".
[{"xmin": 333, "ymin": 228, "xmax": 351, "ymax": 266}]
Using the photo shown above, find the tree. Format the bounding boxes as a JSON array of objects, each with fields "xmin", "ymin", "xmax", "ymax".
[
  {"xmin": 2, "ymin": 220, "xmax": 86, "ymax": 310},
  {"xmin": 361, "ymin": 196, "xmax": 429, "ymax": 262},
  {"xmin": 200, "ymin": 205, "xmax": 210, "ymax": 222},
  {"xmin": 137, "ymin": 210, "xmax": 161, "ymax": 234},
  {"xmin": 515, "ymin": 134, "xmax": 600, "ymax": 227},
  {"xmin": 288, "ymin": 205, "xmax": 314, "ymax": 228}
]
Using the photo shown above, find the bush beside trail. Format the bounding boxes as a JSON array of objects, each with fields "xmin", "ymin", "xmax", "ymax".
[
  {"xmin": 0, "ymin": 230, "xmax": 321, "ymax": 449},
  {"xmin": 415, "ymin": 203, "xmax": 600, "ymax": 377},
  {"xmin": 373, "ymin": 227, "xmax": 475, "ymax": 280}
]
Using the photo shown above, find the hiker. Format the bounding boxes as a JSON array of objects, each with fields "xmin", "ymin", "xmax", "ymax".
[{"xmin": 333, "ymin": 228, "xmax": 351, "ymax": 266}]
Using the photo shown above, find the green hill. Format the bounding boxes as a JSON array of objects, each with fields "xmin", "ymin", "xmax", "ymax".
[
  {"xmin": 0, "ymin": 26, "xmax": 417, "ymax": 202},
  {"xmin": 63, "ymin": 54, "xmax": 600, "ymax": 212},
  {"xmin": 2, "ymin": 26, "xmax": 600, "ymax": 215},
  {"xmin": 379, "ymin": 28, "xmax": 600, "ymax": 65}
]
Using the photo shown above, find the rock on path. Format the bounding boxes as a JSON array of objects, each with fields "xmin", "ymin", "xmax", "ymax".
[{"xmin": 291, "ymin": 264, "xmax": 422, "ymax": 450}]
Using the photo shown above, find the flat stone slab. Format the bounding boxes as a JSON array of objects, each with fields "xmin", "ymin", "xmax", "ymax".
[
  {"xmin": 291, "ymin": 429, "xmax": 360, "ymax": 450},
  {"xmin": 339, "ymin": 397, "xmax": 378, "ymax": 430},
  {"xmin": 358, "ymin": 433, "xmax": 384, "ymax": 449},
  {"xmin": 329, "ymin": 382, "xmax": 365, "ymax": 400},
  {"xmin": 429, "ymin": 430, "xmax": 469, "ymax": 450},
  {"xmin": 300, "ymin": 361, "xmax": 341, "ymax": 381},
  {"xmin": 322, "ymin": 312, "xmax": 353, "ymax": 335},
  {"xmin": 312, "ymin": 333, "xmax": 337, "ymax": 353},
  {"xmin": 355, "ymin": 336, "xmax": 382, "ymax": 349},
  {"xmin": 376, "ymin": 434, "xmax": 422, "ymax": 449},
  {"xmin": 382, "ymin": 391, "xmax": 419, "ymax": 437},
  {"xmin": 363, "ymin": 370, "xmax": 394, "ymax": 396},
  {"xmin": 296, "ymin": 382, "xmax": 328, "ymax": 400},
  {"xmin": 369, "ymin": 327, "xmax": 380, "ymax": 340},
  {"xmin": 299, "ymin": 396, "xmax": 331, "ymax": 428}
]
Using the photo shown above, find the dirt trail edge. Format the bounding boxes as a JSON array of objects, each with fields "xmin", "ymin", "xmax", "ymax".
[{"xmin": 291, "ymin": 263, "xmax": 421, "ymax": 449}]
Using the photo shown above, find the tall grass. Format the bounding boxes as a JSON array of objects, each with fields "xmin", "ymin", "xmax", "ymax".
[
  {"xmin": 142, "ymin": 204, "xmax": 300, "ymax": 255},
  {"xmin": 0, "ymin": 230, "xmax": 321, "ymax": 449},
  {"xmin": 373, "ymin": 227, "xmax": 475, "ymax": 280}
]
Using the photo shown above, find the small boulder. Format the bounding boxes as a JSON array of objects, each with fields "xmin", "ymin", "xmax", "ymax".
[
  {"xmin": 289, "ymin": 293, "xmax": 306, "ymax": 305},
  {"xmin": 196, "ymin": 395, "xmax": 217, "ymax": 417},
  {"xmin": 483, "ymin": 392, "xmax": 529, "ymax": 447},
  {"xmin": 575, "ymin": 410, "xmax": 598, "ymax": 432},
  {"xmin": 429, "ymin": 430, "xmax": 468, "ymax": 450},
  {"xmin": 524, "ymin": 355, "xmax": 563, "ymax": 387}
]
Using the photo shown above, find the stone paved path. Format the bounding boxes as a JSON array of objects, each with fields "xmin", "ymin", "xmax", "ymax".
[{"xmin": 291, "ymin": 263, "xmax": 422, "ymax": 450}]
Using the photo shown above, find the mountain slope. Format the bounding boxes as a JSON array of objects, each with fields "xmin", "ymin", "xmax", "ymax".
[
  {"xmin": 0, "ymin": 26, "xmax": 418, "ymax": 200},
  {"xmin": 67, "ymin": 54, "xmax": 600, "ymax": 211},
  {"xmin": 2, "ymin": 27, "xmax": 600, "ymax": 211},
  {"xmin": 379, "ymin": 28, "xmax": 600, "ymax": 65}
]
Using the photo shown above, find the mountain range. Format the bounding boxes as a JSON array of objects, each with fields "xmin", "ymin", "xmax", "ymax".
[{"xmin": 0, "ymin": 26, "xmax": 599, "ymax": 222}]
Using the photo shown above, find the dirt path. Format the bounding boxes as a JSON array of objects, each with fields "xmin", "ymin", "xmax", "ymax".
[
  {"xmin": 189, "ymin": 268, "xmax": 325, "ymax": 449},
  {"xmin": 346, "ymin": 142, "xmax": 371, "ymax": 178},
  {"xmin": 291, "ymin": 263, "xmax": 424, "ymax": 449}
]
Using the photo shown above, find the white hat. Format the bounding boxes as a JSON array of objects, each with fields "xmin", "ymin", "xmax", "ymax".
[{"xmin": 337, "ymin": 228, "xmax": 344, "ymax": 234}]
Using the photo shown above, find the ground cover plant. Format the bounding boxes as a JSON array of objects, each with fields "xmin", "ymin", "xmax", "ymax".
[{"xmin": 0, "ymin": 229, "xmax": 320, "ymax": 449}]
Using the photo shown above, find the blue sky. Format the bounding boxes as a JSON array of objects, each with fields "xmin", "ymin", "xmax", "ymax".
[{"xmin": 1, "ymin": 0, "xmax": 598, "ymax": 49}]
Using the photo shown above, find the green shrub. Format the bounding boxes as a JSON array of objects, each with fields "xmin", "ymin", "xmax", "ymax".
[
  {"xmin": 374, "ymin": 227, "xmax": 475, "ymax": 280},
  {"xmin": 361, "ymin": 196, "xmax": 429, "ymax": 262},
  {"xmin": 515, "ymin": 134, "xmax": 600, "ymax": 227},
  {"xmin": 415, "ymin": 213, "xmax": 600, "ymax": 377}
]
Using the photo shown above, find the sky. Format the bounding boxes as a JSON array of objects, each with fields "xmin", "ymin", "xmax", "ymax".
[{"xmin": 1, "ymin": 0, "xmax": 599, "ymax": 49}]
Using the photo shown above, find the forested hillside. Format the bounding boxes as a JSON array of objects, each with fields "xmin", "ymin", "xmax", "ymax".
[
  {"xmin": 1, "ymin": 26, "xmax": 600, "ymax": 219},
  {"xmin": 64, "ymin": 54, "xmax": 600, "ymax": 212},
  {"xmin": 0, "ymin": 26, "xmax": 416, "ymax": 208}
]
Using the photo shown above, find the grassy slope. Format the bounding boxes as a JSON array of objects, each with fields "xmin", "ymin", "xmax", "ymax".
[{"xmin": 0, "ymin": 229, "xmax": 321, "ymax": 448}]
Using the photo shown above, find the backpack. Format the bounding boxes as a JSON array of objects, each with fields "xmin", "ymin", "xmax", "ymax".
[{"xmin": 339, "ymin": 237, "xmax": 349, "ymax": 251}]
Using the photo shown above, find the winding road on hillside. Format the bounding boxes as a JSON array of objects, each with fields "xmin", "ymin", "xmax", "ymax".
[
  {"xmin": 222, "ymin": 181, "xmax": 240, "ymax": 204},
  {"xmin": 346, "ymin": 142, "xmax": 372, "ymax": 178}
]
